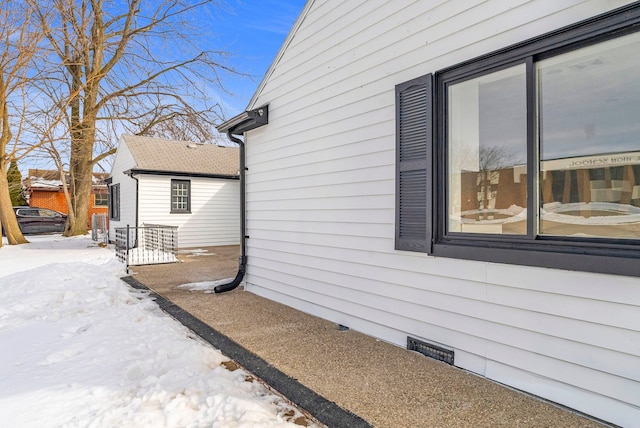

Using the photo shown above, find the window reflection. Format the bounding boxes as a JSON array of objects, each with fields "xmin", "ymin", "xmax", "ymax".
[
  {"xmin": 447, "ymin": 64, "xmax": 527, "ymax": 234},
  {"xmin": 539, "ymin": 32, "xmax": 640, "ymax": 238}
]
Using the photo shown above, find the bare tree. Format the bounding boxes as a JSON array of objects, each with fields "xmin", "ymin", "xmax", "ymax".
[
  {"xmin": 142, "ymin": 109, "xmax": 216, "ymax": 143},
  {"xmin": 477, "ymin": 145, "xmax": 519, "ymax": 211},
  {"xmin": 0, "ymin": 1, "xmax": 49, "ymax": 246},
  {"xmin": 30, "ymin": 0, "xmax": 234, "ymax": 236}
]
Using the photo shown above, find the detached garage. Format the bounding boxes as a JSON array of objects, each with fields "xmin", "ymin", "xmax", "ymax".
[{"xmin": 108, "ymin": 135, "xmax": 240, "ymax": 248}]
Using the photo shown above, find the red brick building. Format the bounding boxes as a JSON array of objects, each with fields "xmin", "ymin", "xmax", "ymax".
[{"xmin": 24, "ymin": 169, "xmax": 109, "ymax": 227}]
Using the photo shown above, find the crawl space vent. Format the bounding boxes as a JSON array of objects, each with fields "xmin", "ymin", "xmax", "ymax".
[{"xmin": 407, "ymin": 336, "xmax": 454, "ymax": 365}]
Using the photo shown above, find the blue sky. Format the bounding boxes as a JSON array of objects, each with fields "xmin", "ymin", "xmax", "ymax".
[
  {"xmin": 207, "ymin": 0, "xmax": 307, "ymax": 116},
  {"xmin": 18, "ymin": 1, "xmax": 307, "ymax": 174}
]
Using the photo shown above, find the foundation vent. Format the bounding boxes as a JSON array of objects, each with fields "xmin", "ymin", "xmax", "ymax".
[{"xmin": 407, "ymin": 336, "xmax": 454, "ymax": 365}]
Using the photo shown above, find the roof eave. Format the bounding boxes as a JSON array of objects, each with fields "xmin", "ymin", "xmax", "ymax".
[{"xmin": 217, "ymin": 105, "xmax": 269, "ymax": 135}]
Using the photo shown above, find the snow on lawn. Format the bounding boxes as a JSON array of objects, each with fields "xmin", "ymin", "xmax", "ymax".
[{"xmin": 0, "ymin": 234, "xmax": 313, "ymax": 428}]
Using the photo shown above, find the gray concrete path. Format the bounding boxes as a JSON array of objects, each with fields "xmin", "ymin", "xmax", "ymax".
[{"xmin": 130, "ymin": 246, "xmax": 611, "ymax": 428}]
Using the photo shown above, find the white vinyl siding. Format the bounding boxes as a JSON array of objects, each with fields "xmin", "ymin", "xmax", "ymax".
[
  {"xmin": 243, "ymin": 1, "xmax": 639, "ymax": 426},
  {"xmin": 107, "ymin": 142, "xmax": 137, "ymax": 238},
  {"xmin": 138, "ymin": 175, "xmax": 239, "ymax": 248}
]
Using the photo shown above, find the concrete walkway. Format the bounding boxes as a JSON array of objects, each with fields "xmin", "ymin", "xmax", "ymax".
[{"xmin": 130, "ymin": 246, "xmax": 611, "ymax": 428}]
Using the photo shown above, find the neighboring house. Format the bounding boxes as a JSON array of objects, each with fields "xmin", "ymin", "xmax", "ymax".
[
  {"xmin": 218, "ymin": 1, "xmax": 640, "ymax": 426},
  {"xmin": 24, "ymin": 169, "xmax": 109, "ymax": 227},
  {"xmin": 107, "ymin": 135, "xmax": 240, "ymax": 248}
]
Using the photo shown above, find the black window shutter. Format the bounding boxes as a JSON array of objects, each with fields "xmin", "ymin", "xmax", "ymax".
[{"xmin": 395, "ymin": 74, "xmax": 433, "ymax": 253}]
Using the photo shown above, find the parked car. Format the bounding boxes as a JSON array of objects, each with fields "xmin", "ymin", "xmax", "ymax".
[{"xmin": 13, "ymin": 207, "xmax": 67, "ymax": 234}]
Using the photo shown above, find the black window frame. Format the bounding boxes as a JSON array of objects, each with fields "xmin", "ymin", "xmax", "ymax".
[
  {"xmin": 109, "ymin": 184, "xmax": 120, "ymax": 221},
  {"xmin": 396, "ymin": 3, "xmax": 640, "ymax": 277},
  {"xmin": 170, "ymin": 179, "xmax": 191, "ymax": 214}
]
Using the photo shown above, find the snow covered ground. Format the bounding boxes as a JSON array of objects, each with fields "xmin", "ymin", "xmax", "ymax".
[{"xmin": 0, "ymin": 234, "xmax": 313, "ymax": 427}]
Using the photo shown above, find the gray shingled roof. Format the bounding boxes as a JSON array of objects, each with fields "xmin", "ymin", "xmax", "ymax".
[{"xmin": 122, "ymin": 135, "xmax": 239, "ymax": 176}]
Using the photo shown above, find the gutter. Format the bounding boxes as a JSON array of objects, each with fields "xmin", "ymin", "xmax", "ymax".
[
  {"xmin": 214, "ymin": 105, "xmax": 268, "ymax": 293},
  {"xmin": 126, "ymin": 169, "xmax": 239, "ymax": 181}
]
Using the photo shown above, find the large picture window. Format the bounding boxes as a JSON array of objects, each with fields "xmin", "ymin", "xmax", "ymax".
[
  {"xmin": 171, "ymin": 179, "xmax": 191, "ymax": 213},
  {"xmin": 396, "ymin": 4, "xmax": 640, "ymax": 276}
]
